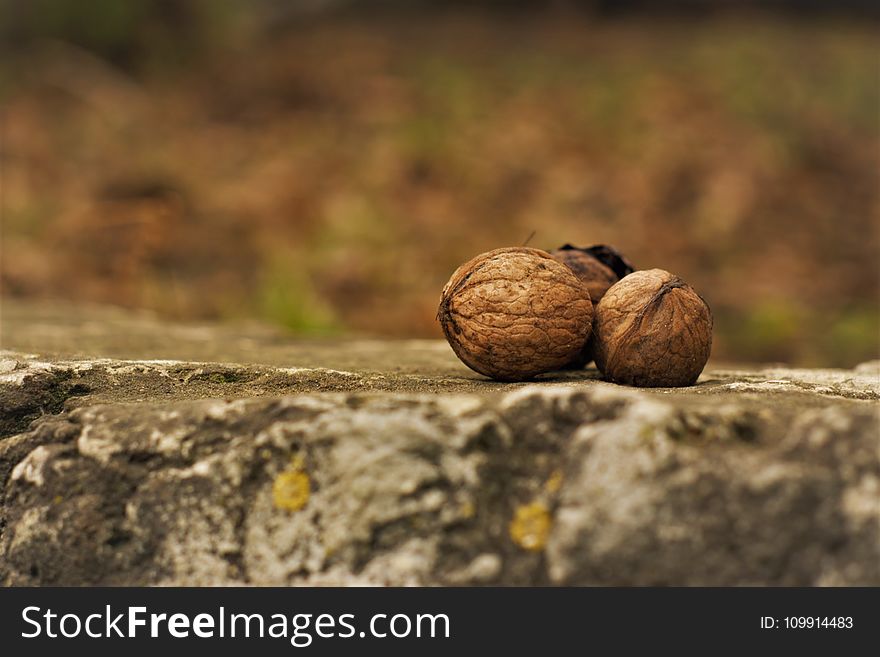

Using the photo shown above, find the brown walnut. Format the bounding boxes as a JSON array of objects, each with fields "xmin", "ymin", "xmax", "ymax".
[
  {"xmin": 549, "ymin": 244, "xmax": 634, "ymax": 303},
  {"xmin": 593, "ymin": 268, "xmax": 712, "ymax": 387},
  {"xmin": 550, "ymin": 244, "xmax": 635, "ymax": 368},
  {"xmin": 437, "ymin": 247, "xmax": 593, "ymax": 381}
]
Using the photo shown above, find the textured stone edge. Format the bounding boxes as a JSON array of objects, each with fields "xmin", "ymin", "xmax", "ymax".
[{"xmin": 1, "ymin": 376, "xmax": 878, "ymax": 586}]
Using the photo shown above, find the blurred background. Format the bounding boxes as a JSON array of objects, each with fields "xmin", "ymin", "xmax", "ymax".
[{"xmin": 1, "ymin": 0, "xmax": 877, "ymax": 367}]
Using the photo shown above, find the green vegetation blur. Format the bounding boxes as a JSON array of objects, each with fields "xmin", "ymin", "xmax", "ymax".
[{"xmin": 1, "ymin": 0, "xmax": 878, "ymax": 366}]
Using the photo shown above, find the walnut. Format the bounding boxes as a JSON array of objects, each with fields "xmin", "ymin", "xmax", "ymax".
[
  {"xmin": 437, "ymin": 247, "xmax": 593, "ymax": 381},
  {"xmin": 549, "ymin": 244, "xmax": 634, "ymax": 304},
  {"xmin": 593, "ymin": 269, "xmax": 712, "ymax": 387},
  {"xmin": 550, "ymin": 243, "xmax": 635, "ymax": 368}
]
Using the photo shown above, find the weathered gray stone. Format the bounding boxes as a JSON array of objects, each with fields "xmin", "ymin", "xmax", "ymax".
[
  {"xmin": 0, "ymin": 302, "xmax": 877, "ymax": 585},
  {"xmin": 548, "ymin": 400, "xmax": 879, "ymax": 585}
]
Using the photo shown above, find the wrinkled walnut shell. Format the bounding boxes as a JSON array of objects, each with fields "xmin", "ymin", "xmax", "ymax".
[
  {"xmin": 550, "ymin": 244, "xmax": 635, "ymax": 369},
  {"xmin": 438, "ymin": 247, "xmax": 593, "ymax": 381},
  {"xmin": 550, "ymin": 244, "xmax": 635, "ymax": 303},
  {"xmin": 593, "ymin": 269, "xmax": 712, "ymax": 387}
]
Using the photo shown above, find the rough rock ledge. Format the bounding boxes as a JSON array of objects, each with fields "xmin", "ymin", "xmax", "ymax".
[{"xmin": 0, "ymin": 303, "xmax": 877, "ymax": 585}]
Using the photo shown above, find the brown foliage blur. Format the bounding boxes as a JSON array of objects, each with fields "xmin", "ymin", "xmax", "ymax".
[{"xmin": 1, "ymin": 9, "xmax": 878, "ymax": 366}]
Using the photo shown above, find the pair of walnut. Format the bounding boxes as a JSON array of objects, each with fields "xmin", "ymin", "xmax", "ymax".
[{"xmin": 437, "ymin": 245, "xmax": 712, "ymax": 387}]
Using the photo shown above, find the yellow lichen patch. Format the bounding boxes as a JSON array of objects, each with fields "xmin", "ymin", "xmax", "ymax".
[
  {"xmin": 509, "ymin": 501, "xmax": 551, "ymax": 552},
  {"xmin": 272, "ymin": 458, "xmax": 311, "ymax": 512},
  {"xmin": 544, "ymin": 469, "xmax": 563, "ymax": 494},
  {"xmin": 460, "ymin": 500, "xmax": 475, "ymax": 519}
]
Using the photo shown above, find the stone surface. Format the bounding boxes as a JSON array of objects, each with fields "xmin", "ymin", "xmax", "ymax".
[{"xmin": 0, "ymin": 301, "xmax": 878, "ymax": 585}]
